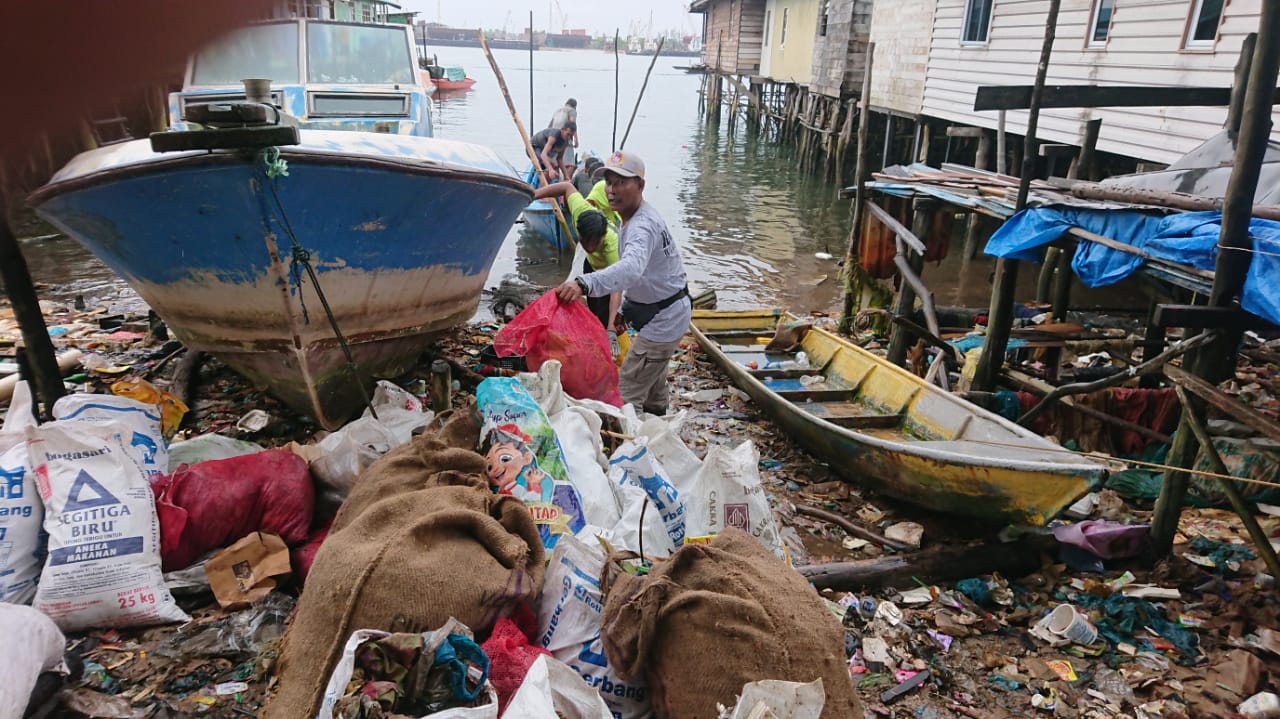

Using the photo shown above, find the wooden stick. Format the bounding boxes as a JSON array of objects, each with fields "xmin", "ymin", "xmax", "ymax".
[
  {"xmin": 838, "ymin": 43, "xmax": 876, "ymax": 336},
  {"xmin": 1175, "ymin": 385, "xmax": 1280, "ymax": 580},
  {"xmin": 797, "ymin": 536, "xmax": 1055, "ymax": 591},
  {"xmin": 795, "ymin": 503, "xmax": 913, "ymax": 552},
  {"xmin": 1154, "ymin": 4, "xmax": 1280, "ymax": 556},
  {"xmin": 613, "ymin": 29, "xmax": 620, "ymax": 151},
  {"xmin": 0, "ymin": 216, "xmax": 66, "ymax": 417},
  {"xmin": 971, "ymin": 0, "xmax": 1062, "ymax": 393},
  {"xmin": 1165, "ymin": 364, "xmax": 1280, "ymax": 444},
  {"xmin": 170, "ymin": 350, "xmax": 204, "ymax": 409},
  {"xmin": 1017, "ymin": 330, "xmax": 1215, "ymax": 427},
  {"xmin": 619, "ymin": 37, "xmax": 664, "ymax": 150},
  {"xmin": 477, "ymin": 31, "xmax": 575, "ymax": 249},
  {"xmin": 864, "ymin": 199, "xmax": 926, "ymax": 254},
  {"xmin": 1072, "ymin": 183, "xmax": 1280, "ymax": 221}
]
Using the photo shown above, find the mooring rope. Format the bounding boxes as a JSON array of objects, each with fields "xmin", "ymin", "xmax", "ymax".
[
  {"xmin": 960, "ymin": 438, "xmax": 1280, "ymax": 491},
  {"xmin": 257, "ymin": 148, "xmax": 378, "ymax": 420}
]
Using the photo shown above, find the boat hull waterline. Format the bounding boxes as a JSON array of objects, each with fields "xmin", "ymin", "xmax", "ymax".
[
  {"xmin": 690, "ymin": 310, "xmax": 1107, "ymax": 526},
  {"xmin": 31, "ymin": 130, "xmax": 533, "ymax": 428}
]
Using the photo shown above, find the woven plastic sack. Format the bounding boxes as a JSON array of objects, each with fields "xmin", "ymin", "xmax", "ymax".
[
  {"xmin": 151, "ymin": 449, "xmax": 314, "ymax": 571},
  {"xmin": 494, "ymin": 291, "xmax": 621, "ymax": 406}
]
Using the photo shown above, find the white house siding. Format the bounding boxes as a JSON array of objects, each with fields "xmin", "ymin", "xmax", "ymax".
[
  {"xmin": 868, "ymin": 0, "xmax": 937, "ymax": 115},
  {"xmin": 922, "ymin": 0, "xmax": 1280, "ymax": 166}
]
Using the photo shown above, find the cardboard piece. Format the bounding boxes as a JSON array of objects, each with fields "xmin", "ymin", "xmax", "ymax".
[
  {"xmin": 1208, "ymin": 650, "xmax": 1267, "ymax": 697},
  {"xmin": 204, "ymin": 532, "xmax": 292, "ymax": 608}
]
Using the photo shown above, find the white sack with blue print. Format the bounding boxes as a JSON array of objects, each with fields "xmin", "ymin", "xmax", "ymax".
[
  {"xmin": 26, "ymin": 420, "xmax": 187, "ymax": 630},
  {"xmin": 52, "ymin": 393, "xmax": 168, "ymax": 479},
  {"xmin": 537, "ymin": 529, "xmax": 651, "ymax": 719},
  {"xmin": 0, "ymin": 381, "xmax": 45, "ymax": 604}
]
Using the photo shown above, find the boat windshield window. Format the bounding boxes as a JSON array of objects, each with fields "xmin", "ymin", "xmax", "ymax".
[
  {"xmin": 306, "ymin": 23, "xmax": 415, "ymax": 84},
  {"xmin": 191, "ymin": 23, "xmax": 300, "ymax": 85}
]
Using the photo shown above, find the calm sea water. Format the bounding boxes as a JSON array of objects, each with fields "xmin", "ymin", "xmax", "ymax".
[{"xmin": 21, "ymin": 45, "xmax": 1114, "ymax": 315}]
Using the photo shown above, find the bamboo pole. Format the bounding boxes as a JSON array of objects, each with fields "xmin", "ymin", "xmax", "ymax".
[
  {"xmin": 478, "ymin": 31, "xmax": 575, "ymax": 249},
  {"xmin": 613, "ymin": 29, "xmax": 620, "ymax": 150},
  {"xmin": 528, "ymin": 13, "xmax": 534, "ymax": 127},
  {"xmin": 1175, "ymin": 386, "xmax": 1280, "ymax": 580},
  {"xmin": 620, "ymin": 37, "xmax": 664, "ymax": 150},
  {"xmin": 1152, "ymin": 0, "xmax": 1280, "ymax": 555},
  {"xmin": 838, "ymin": 41, "xmax": 875, "ymax": 335},
  {"xmin": 971, "ymin": 0, "xmax": 1062, "ymax": 393}
]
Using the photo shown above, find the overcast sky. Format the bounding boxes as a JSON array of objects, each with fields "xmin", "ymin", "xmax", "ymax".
[{"xmin": 397, "ymin": 0, "xmax": 699, "ymax": 37}]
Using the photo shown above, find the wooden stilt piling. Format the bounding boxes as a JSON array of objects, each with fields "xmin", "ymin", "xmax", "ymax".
[
  {"xmin": 1151, "ymin": 1, "xmax": 1280, "ymax": 556},
  {"xmin": 0, "ymin": 213, "xmax": 66, "ymax": 418},
  {"xmin": 970, "ymin": 0, "xmax": 1062, "ymax": 393},
  {"xmin": 839, "ymin": 41, "xmax": 876, "ymax": 334}
]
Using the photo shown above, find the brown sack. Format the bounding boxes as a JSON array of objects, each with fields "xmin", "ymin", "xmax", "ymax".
[
  {"xmin": 601, "ymin": 528, "xmax": 860, "ymax": 719},
  {"xmin": 263, "ymin": 411, "xmax": 544, "ymax": 719},
  {"xmin": 330, "ymin": 407, "xmax": 484, "ymax": 530}
]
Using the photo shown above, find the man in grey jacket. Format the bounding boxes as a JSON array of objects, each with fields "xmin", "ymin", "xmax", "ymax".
[{"xmin": 556, "ymin": 150, "xmax": 690, "ymax": 415}]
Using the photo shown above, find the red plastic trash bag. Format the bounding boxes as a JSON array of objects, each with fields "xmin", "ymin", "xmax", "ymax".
[
  {"xmin": 494, "ymin": 291, "xmax": 622, "ymax": 405},
  {"xmin": 151, "ymin": 449, "xmax": 315, "ymax": 571},
  {"xmin": 480, "ymin": 607, "xmax": 550, "ymax": 714}
]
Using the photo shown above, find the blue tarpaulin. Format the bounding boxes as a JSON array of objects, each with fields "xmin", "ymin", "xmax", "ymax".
[{"xmin": 985, "ymin": 207, "xmax": 1280, "ymax": 325}]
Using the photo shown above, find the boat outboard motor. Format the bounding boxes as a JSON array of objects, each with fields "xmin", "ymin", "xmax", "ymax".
[{"xmin": 152, "ymin": 78, "xmax": 300, "ymax": 153}]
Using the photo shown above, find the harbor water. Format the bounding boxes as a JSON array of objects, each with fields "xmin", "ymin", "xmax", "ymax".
[{"xmin": 19, "ymin": 45, "xmax": 1134, "ymax": 316}]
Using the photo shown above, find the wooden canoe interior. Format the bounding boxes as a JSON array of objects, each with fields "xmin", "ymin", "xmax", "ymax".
[{"xmin": 695, "ymin": 311, "xmax": 1049, "ymax": 453}]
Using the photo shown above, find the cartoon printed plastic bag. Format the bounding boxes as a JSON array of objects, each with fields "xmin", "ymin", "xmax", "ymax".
[{"xmin": 476, "ymin": 377, "xmax": 586, "ymax": 549}]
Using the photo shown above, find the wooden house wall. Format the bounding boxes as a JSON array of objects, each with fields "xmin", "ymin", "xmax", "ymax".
[
  {"xmin": 700, "ymin": 0, "xmax": 741, "ymax": 72},
  {"xmin": 809, "ymin": 0, "xmax": 873, "ymax": 98},
  {"xmin": 868, "ymin": 0, "xmax": 936, "ymax": 115},
  {"xmin": 922, "ymin": 0, "xmax": 1280, "ymax": 166},
  {"xmin": 809, "ymin": 0, "xmax": 855, "ymax": 97}
]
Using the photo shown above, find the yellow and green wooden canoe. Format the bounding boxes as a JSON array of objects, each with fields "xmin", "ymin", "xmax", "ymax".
[{"xmin": 690, "ymin": 309, "xmax": 1107, "ymax": 526}]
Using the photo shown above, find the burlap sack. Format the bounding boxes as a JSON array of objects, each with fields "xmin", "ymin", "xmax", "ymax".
[
  {"xmin": 330, "ymin": 407, "xmax": 484, "ymax": 530},
  {"xmin": 263, "ymin": 410, "xmax": 544, "ymax": 719},
  {"xmin": 600, "ymin": 529, "xmax": 860, "ymax": 719}
]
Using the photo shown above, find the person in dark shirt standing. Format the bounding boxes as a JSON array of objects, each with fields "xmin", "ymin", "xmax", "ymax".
[
  {"xmin": 548, "ymin": 98, "xmax": 578, "ymax": 179},
  {"xmin": 528, "ymin": 122, "xmax": 576, "ymax": 183}
]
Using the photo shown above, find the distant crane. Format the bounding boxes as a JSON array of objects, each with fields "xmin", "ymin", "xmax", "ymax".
[
  {"xmin": 551, "ymin": 0, "xmax": 569, "ymax": 33},
  {"xmin": 502, "ymin": 10, "xmax": 511, "ymax": 36}
]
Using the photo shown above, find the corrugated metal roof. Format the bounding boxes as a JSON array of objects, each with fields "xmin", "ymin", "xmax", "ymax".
[{"xmin": 1101, "ymin": 130, "xmax": 1280, "ymax": 205}]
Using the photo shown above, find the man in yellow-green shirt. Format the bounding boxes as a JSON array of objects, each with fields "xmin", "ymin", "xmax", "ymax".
[{"xmin": 532, "ymin": 180, "xmax": 621, "ymax": 328}]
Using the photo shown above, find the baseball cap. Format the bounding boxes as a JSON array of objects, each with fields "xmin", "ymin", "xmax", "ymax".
[{"xmin": 604, "ymin": 150, "xmax": 645, "ymax": 179}]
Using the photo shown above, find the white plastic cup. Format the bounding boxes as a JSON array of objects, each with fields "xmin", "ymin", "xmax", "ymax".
[{"xmin": 1047, "ymin": 604, "xmax": 1098, "ymax": 645}]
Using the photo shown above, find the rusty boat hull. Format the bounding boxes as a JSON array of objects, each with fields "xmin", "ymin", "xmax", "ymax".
[{"xmin": 30, "ymin": 130, "xmax": 532, "ymax": 427}]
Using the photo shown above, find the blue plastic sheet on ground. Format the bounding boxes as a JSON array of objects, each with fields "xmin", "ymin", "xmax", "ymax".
[
  {"xmin": 948, "ymin": 335, "xmax": 1028, "ymax": 354},
  {"xmin": 985, "ymin": 207, "xmax": 1280, "ymax": 325}
]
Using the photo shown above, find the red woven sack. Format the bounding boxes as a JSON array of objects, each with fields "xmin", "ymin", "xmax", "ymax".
[
  {"xmin": 480, "ymin": 610, "xmax": 550, "ymax": 715},
  {"xmin": 493, "ymin": 291, "xmax": 622, "ymax": 405},
  {"xmin": 151, "ymin": 449, "xmax": 315, "ymax": 571},
  {"xmin": 289, "ymin": 518, "xmax": 332, "ymax": 585}
]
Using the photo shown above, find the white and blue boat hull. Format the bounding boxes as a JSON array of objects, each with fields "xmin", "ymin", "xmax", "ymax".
[{"xmin": 30, "ymin": 130, "xmax": 532, "ymax": 427}]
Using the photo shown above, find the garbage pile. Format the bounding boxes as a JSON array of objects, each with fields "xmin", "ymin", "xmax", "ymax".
[
  {"xmin": 2, "ymin": 351, "xmax": 866, "ymax": 718},
  {"xmin": 3, "ymin": 302, "xmax": 1280, "ymax": 719}
]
